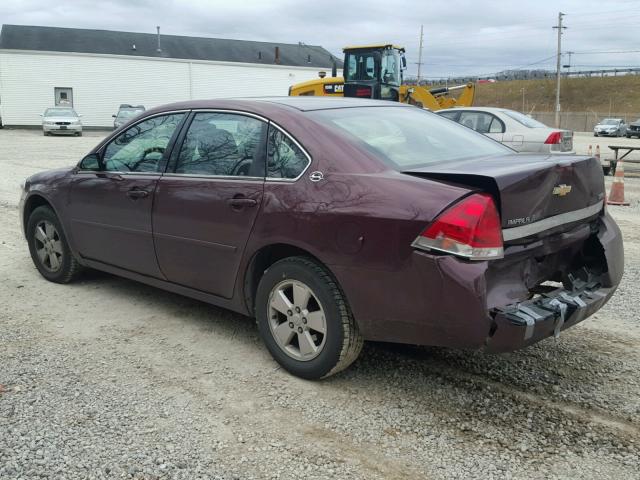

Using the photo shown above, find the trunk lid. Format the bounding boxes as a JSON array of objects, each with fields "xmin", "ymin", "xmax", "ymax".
[{"xmin": 405, "ymin": 154, "xmax": 605, "ymax": 241}]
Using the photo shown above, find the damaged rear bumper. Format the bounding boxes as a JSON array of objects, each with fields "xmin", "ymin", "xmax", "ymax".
[
  {"xmin": 485, "ymin": 212, "xmax": 623, "ymax": 352},
  {"xmin": 486, "ymin": 281, "xmax": 614, "ymax": 352}
]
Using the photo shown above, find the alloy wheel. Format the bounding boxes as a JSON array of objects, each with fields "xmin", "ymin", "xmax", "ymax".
[
  {"xmin": 33, "ymin": 220, "xmax": 63, "ymax": 272},
  {"xmin": 268, "ymin": 279, "xmax": 327, "ymax": 361}
]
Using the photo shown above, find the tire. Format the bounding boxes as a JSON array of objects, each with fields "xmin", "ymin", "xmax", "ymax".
[
  {"xmin": 27, "ymin": 206, "xmax": 82, "ymax": 283},
  {"xmin": 43, "ymin": 131, "xmax": 47, "ymax": 136},
  {"xmin": 77, "ymin": 132, "xmax": 83, "ymax": 137},
  {"xmin": 255, "ymin": 256, "xmax": 363, "ymax": 379},
  {"xmin": 603, "ymin": 166, "xmax": 611, "ymax": 176}
]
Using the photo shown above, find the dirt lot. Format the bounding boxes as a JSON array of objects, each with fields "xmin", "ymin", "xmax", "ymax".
[{"xmin": 1, "ymin": 129, "xmax": 639, "ymax": 479}]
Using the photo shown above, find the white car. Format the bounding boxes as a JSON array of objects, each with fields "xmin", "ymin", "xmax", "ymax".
[
  {"xmin": 41, "ymin": 107, "xmax": 83, "ymax": 136},
  {"xmin": 437, "ymin": 107, "xmax": 573, "ymax": 154},
  {"xmin": 593, "ymin": 118, "xmax": 626, "ymax": 137}
]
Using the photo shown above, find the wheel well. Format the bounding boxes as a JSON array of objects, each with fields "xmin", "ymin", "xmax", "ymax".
[
  {"xmin": 22, "ymin": 195, "xmax": 53, "ymax": 236},
  {"xmin": 243, "ymin": 244, "xmax": 326, "ymax": 316}
]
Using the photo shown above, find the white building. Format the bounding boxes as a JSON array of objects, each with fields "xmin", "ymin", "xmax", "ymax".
[{"xmin": 0, "ymin": 25, "xmax": 339, "ymax": 127}]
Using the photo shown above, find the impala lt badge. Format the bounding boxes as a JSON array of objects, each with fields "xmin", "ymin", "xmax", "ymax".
[{"xmin": 553, "ymin": 184, "xmax": 572, "ymax": 196}]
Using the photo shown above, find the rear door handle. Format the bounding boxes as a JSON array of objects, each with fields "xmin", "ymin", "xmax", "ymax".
[
  {"xmin": 127, "ymin": 188, "xmax": 149, "ymax": 199},
  {"xmin": 227, "ymin": 197, "xmax": 258, "ymax": 208}
]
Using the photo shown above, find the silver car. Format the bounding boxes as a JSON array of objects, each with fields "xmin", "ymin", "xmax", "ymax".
[
  {"xmin": 594, "ymin": 118, "xmax": 626, "ymax": 137},
  {"xmin": 41, "ymin": 107, "xmax": 83, "ymax": 136},
  {"xmin": 437, "ymin": 107, "xmax": 574, "ymax": 154}
]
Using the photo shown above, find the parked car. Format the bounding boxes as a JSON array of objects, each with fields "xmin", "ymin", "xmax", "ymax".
[
  {"xmin": 41, "ymin": 107, "xmax": 82, "ymax": 136},
  {"xmin": 112, "ymin": 104, "xmax": 145, "ymax": 129},
  {"xmin": 626, "ymin": 118, "xmax": 640, "ymax": 138},
  {"xmin": 594, "ymin": 118, "xmax": 627, "ymax": 137},
  {"xmin": 19, "ymin": 97, "xmax": 623, "ymax": 379},
  {"xmin": 437, "ymin": 107, "xmax": 573, "ymax": 153}
]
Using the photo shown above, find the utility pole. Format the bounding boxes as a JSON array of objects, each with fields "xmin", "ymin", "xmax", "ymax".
[
  {"xmin": 521, "ymin": 87, "xmax": 526, "ymax": 113},
  {"xmin": 553, "ymin": 12, "xmax": 566, "ymax": 128},
  {"xmin": 416, "ymin": 25, "xmax": 424, "ymax": 84}
]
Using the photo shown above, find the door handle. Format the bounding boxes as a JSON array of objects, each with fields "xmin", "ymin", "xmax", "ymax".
[
  {"xmin": 227, "ymin": 197, "xmax": 257, "ymax": 208},
  {"xmin": 127, "ymin": 188, "xmax": 149, "ymax": 199}
]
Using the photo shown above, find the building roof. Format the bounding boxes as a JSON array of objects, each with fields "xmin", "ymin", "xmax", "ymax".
[{"xmin": 0, "ymin": 24, "xmax": 339, "ymax": 68}]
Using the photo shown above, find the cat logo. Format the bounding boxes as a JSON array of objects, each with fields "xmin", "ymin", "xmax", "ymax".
[{"xmin": 552, "ymin": 184, "xmax": 572, "ymax": 196}]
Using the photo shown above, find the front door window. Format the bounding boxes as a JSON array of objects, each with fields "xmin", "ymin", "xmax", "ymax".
[{"xmin": 102, "ymin": 114, "xmax": 185, "ymax": 173}]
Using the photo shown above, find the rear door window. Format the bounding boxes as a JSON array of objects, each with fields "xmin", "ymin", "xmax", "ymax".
[
  {"xmin": 458, "ymin": 111, "xmax": 500, "ymax": 134},
  {"xmin": 438, "ymin": 111, "xmax": 459, "ymax": 121},
  {"xmin": 175, "ymin": 112, "xmax": 267, "ymax": 177}
]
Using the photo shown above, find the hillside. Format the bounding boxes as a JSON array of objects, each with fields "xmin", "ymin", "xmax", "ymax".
[{"xmin": 473, "ymin": 75, "xmax": 640, "ymax": 114}]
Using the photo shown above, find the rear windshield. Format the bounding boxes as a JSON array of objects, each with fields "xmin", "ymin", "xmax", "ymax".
[
  {"xmin": 502, "ymin": 110, "xmax": 548, "ymax": 128},
  {"xmin": 117, "ymin": 109, "xmax": 144, "ymax": 119},
  {"xmin": 309, "ymin": 106, "xmax": 510, "ymax": 170}
]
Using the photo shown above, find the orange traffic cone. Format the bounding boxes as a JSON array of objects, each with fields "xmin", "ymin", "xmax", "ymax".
[{"xmin": 607, "ymin": 156, "xmax": 630, "ymax": 206}]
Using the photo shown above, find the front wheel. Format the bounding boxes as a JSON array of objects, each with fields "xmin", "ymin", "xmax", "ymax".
[
  {"xmin": 255, "ymin": 257, "xmax": 363, "ymax": 379},
  {"xmin": 27, "ymin": 206, "xmax": 82, "ymax": 283}
]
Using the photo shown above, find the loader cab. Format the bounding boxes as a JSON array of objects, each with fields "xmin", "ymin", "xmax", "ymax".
[{"xmin": 343, "ymin": 45, "xmax": 406, "ymax": 101}]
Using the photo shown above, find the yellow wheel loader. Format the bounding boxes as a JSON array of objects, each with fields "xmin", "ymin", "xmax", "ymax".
[{"xmin": 289, "ymin": 44, "xmax": 475, "ymax": 110}]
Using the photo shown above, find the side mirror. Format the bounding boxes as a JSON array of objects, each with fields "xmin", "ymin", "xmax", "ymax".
[
  {"xmin": 112, "ymin": 114, "xmax": 117, "ymax": 118},
  {"xmin": 78, "ymin": 153, "xmax": 101, "ymax": 171},
  {"xmin": 401, "ymin": 56, "xmax": 407, "ymax": 69},
  {"xmin": 39, "ymin": 114, "xmax": 43, "ymax": 117}
]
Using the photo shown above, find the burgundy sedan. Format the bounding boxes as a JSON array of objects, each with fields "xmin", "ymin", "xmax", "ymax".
[{"xmin": 20, "ymin": 97, "xmax": 623, "ymax": 379}]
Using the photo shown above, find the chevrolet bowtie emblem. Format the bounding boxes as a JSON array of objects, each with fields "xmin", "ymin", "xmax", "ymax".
[{"xmin": 553, "ymin": 184, "xmax": 572, "ymax": 196}]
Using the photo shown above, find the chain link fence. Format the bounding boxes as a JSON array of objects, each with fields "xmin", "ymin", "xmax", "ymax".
[{"xmin": 530, "ymin": 112, "xmax": 638, "ymax": 132}]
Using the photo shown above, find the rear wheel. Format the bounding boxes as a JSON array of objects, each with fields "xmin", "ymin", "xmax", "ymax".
[
  {"xmin": 27, "ymin": 206, "xmax": 82, "ymax": 283},
  {"xmin": 255, "ymin": 256, "xmax": 363, "ymax": 379}
]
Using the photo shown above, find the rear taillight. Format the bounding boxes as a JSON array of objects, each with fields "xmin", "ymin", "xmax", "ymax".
[
  {"xmin": 412, "ymin": 193, "xmax": 504, "ymax": 260},
  {"xmin": 544, "ymin": 131, "xmax": 563, "ymax": 144}
]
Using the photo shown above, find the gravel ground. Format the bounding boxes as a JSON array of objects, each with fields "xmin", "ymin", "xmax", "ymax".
[{"xmin": 1, "ymin": 129, "xmax": 639, "ymax": 479}]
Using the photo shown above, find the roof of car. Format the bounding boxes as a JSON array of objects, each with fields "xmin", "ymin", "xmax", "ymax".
[
  {"xmin": 0, "ymin": 24, "xmax": 339, "ymax": 68},
  {"xmin": 437, "ymin": 106, "xmax": 510, "ymax": 113},
  {"xmin": 149, "ymin": 96, "xmax": 410, "ymax": 114}
]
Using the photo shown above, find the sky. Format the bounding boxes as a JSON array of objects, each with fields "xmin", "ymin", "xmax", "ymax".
[{"xmin": 1, "ymin": 0, "xmax": 639, "ymax": 78}]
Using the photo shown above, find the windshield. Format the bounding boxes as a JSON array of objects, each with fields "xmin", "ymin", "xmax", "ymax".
[
  {"xmin": 502, "ymin": 110, "xmax": 548, "ymax": 128},
  {"xmin": 44, "ymin": 108, "xmax": 77, "ymax": 117},
  {"xmin": 601, "ymin": 118, "xmax": 620, "ymax": 125},
  {"xmin": 344, "ymin": 52, "xmax": 377, "ymax": 82},
  {"xmin": 117, "ymin": 109, "xmax": 144, "ymax": 120},
  {"xmin": 309, "ymin": 106, "xmax": 511, "ymax": 170}
]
